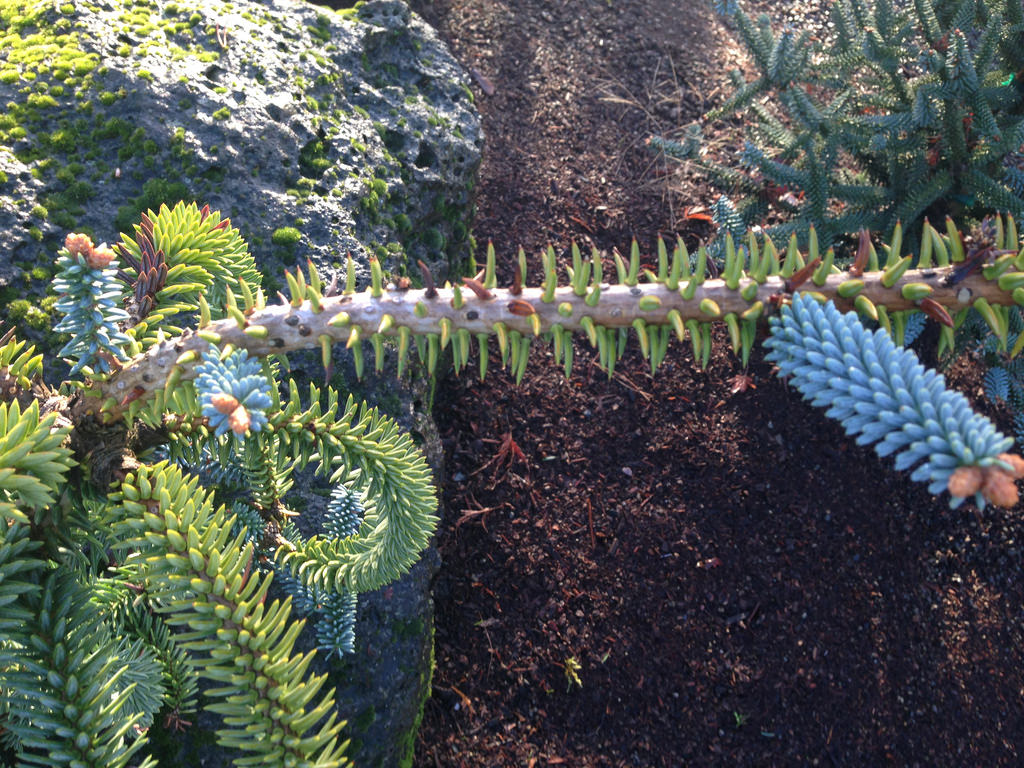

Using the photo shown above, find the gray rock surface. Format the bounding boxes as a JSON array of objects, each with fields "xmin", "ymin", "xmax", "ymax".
[
  {"xmin": 0, "ymin": 0, "xmax": 480, "ymax": 299},
  {"xmin": 0, "ymin": 0, "xmax": 476, "ymax": 765}
]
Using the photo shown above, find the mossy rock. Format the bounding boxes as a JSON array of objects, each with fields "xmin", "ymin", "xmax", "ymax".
[
  {"xmin": 0, "ymin": 0, "xmax": 477, "ymax": 764},
  {"xmin": 0, "ymin": 0, "xmax": 481, "ymax": 329}
]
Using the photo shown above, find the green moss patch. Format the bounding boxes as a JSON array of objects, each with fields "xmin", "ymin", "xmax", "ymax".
[
  {"xmin": 298, "ymin": 136, "xmax": 332, "ymax": 178},
  {"xmin": 271, "ymin": 226, "xmax": 302, "ymax": 246}
]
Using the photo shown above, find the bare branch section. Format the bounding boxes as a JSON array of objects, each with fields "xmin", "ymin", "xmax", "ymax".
[{"xmin": 96, "ymin": 264, "xmax": 1015, "ymax": 420}]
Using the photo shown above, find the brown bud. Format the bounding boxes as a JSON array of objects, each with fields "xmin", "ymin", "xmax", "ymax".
[
  {"xmin": 209, "ymin": 392, "xmax": 240, "ymax": 414},
  {"xmin": 981, "ymin": 468, "xmax": 1019, "ymax": 508},
  {"xmin": 947, "ymin": 466, "xmax": 983, "ymax": 498},
  {"xmin": 997, "ymin": 453, "xmax": 1024, "ymax": 479},
  {"xmin": 508, "ymin": 298, "xmax": 537, "ymax": 316},
  {"xmin": 918, "ymin": 297, "xmax": 954, "ymax": 328},
  {"xmin": 64, "ymin": 232, "xmax": 95, "ymax": 258},
  {"xmin": 228, "ymin": 404, "xmax": 250, "ymax": 436},
  {"xmin": 462, "ymin": 276, "xmax": 494, "ymax": 300},
  {"xmin": 86, "ymin": 245, "xmax": 116, "ymax": 269}
]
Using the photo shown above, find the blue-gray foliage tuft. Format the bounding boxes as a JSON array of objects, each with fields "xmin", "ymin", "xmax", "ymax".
[
  {"xmin": 194, "ymin": 345, "xmax": 273, "ymax": 439},
  {"xmin": 764, "ymin": 294, "xmax": 1014, "ymax": 508},
  {"xmin": 53, "ymin": 247, "xmax": 131, "ymax": 374}
]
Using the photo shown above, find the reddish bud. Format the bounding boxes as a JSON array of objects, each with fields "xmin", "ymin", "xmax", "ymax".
[
  {"xmin": 998, "ymin": 452, "xmax": 1024, "ymax": 479},
  {"xmin": 947, "ymin": 466, "xmax": 983, "ymax": 498},
  {"xmin": 210, "ymin": 392, "xmax": 240, "ymax": 414},
  {"xmin": 65, "ymin": 232, "xmax": 95, "ymax": 258},
  {"xmin": 228, "ymin": 404, "xmax": 250, "ymax": 436},
  {"xmin": 508, "ymin": 299, "xmax": 537, "ymax": 316},
  {"xmin": 918, "ymin": 297, "xmax": 953, "ymax": 328},
  {"xmin": 981, "ymin": 469, "xmax": 1019, "ymax": 508},
  {"xmin": 86, "ymin": 245, "xmax": 116, "ymax": 269},
  {"xmin": 461, "ymin": 276, "xmax": 494, "ymax": 300},
  {"xmin": 784, "ymin": 256, "xmax": 821, "ymax": 293},
  {"xmin": 850, "ymin": 229, "xmax": 871, "ymax": 277}
]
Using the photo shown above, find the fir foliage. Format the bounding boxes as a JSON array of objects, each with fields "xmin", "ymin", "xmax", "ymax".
[
  {"xmin": 765, "ymin": 293, "xmax": 1013, "ymax": 508},
  {"xmin": 0, "ymin": 569, "xmax": 156, "ymax": 768},
  {"xmin": 115, "ymin": 463, "xmax": 348, "ymax": 767},
  {"xmin": 1, "ymin": 202, "xmax": 438, "ymax": 767},
  {"xmin": 114, "ymin": 203, "xmax": 261, "ymax": 355},
  {"xmin": 194, "ymin": 344, "xmax": 273, "ymax": 440},
  {"xmin": 326, "ymin": 484, "xmax": 365, "ymax": 540},
  {"xmin": 0, "ymin": 329, "xmax": 45, "ymax": 390},
  {"xmin": 709, "ymin": 195, "xmax": 747, "ymax": 245},
  {"xmin": 53, "ymin": 238, "xmax": 131, "ymax": 375},
  {"xmin": 101, "ymin": 591, "xmax": 199, "ymax": 728},
  {"xmin": 6, "ymin": 200, "xmax": 1024, "ymax": 767},
  {"xmin": 662, "ymin": 0, "xmax": 1024, "ymax": 250},
  {"xmin": 273, "ymin": 390, "xmax": 438, "ymax": 594},
  {"xmin": 315, "ymin": 592, "xmax": 359, "ymax": 660},
  {"xmin": 0, "ymin": 399, "xmax": 74, "ymax": 525},
  {"xmin": 245, "ymin": 483, "xmax": 366, "ymax": 659},
  {"xmin": 962, "ymin": 303, "xmax": 1024, "ymax": 443}
]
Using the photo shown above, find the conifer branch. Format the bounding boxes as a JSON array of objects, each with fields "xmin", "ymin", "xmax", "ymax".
[
  {"xmin": 9, "ymin": 193, "xmax": 1024, "ymax": 767},
  {"xmin": 669, "ymin": 0, "xmax": 1024, "ymax": 249},
  {"xmin": 0, "ymin": 569, "xmax": 156, "ymax": 768},
  {"xmin": 97, "ymin": 235, "xmax": 1024, "ymax": 419},
  {"xmin": 114, "ymin": 463, "xmax": 349, "ymax": 767}
]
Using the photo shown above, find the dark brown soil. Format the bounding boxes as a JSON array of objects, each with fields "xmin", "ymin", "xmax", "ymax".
[{"xmin": 405, "ymin": 1, "xmax": 1024, "ymax": 765}]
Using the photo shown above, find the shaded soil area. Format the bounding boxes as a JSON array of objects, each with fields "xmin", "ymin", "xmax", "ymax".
[{"xmin": 405, "ymin": 1, "xmax": 1024, "ymax": 765}]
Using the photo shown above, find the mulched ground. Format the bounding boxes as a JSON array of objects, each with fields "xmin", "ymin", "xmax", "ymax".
[{"xmin": 404, "ymin": 1, "xmax": 1024, "ymax": 765}]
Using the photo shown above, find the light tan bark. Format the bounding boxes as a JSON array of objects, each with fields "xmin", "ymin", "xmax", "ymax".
[{"xmin": 96, "ymin": 264, "xmax": 1016, "ymax": 417}]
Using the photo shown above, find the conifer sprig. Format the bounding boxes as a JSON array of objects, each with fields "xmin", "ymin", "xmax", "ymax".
[
  {"xmin": 0, "ymin": 570, "xmax": 156, "ymax": 768},
  {"xmin": 765, "ymin": 293, "xmax": 1019, "ymax": 507},
  {"xmin": 98, "ymin": 217, "xmax": 1024, "ymax": 418},
  {"xmin": 115, "ymin": 203, "xmax": 261, "ymax": 355},
  {"xmin": 114, "ymin": 463, "xmax": 349, "ymax": 767},
  {"xmin": 53, "ymin": 234, "xmax": 132, "ymax": 375},
  {"xmin": 663, "ymin": 0, "xmax": 1024, "ymax": 249},
  {"xmin": 273, "ymin": 391, "xmax": 438, "ymax": 594},
  {"xmin": 194, "ymin": 344, "xmax": 273, "ymax": 440},
  {"xmin": 0, "ymin": 331, "xmax": 45, "ymax": 392},
  {"xmin": 0, "ymin": 399, "xmax": 74, "ymax": 525}
]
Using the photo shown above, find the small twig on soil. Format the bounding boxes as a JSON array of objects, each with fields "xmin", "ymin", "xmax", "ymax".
[
  {"xmin": 470, "ymin": 67, "xmax": 496, "ymax": 96},
  {"xmin": 455, "ymin": 505, "xmax": 500, "ymax": 530},
  {"xmin": 437, "ymin": 684, "xmax": 472, "ymax": 714},
  {"xmin": 587, "ymin": 496, "xmax": 596, "ymax": 550},
  {"xmin": 472, "ymin": 431, "xmax": 530, "ymax": 483},
  {"xmin": 607, "ymin": 366, "xmax": 655, "ymax": 401}
]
